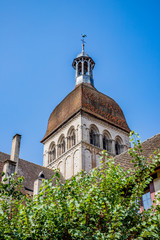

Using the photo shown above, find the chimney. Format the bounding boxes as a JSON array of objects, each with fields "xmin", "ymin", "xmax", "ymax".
[{"xmin": 10, "ymin": 134, "xmax": 21, "ymax": 162}]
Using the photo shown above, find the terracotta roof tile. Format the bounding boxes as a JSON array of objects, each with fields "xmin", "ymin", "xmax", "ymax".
[
  {"xmin": 41, "ymin": 83, "xmax": 130, "ymax": 142},
  {"xmin": 114, "ymin": 133, "xmax": 160, "ymax": 169}
]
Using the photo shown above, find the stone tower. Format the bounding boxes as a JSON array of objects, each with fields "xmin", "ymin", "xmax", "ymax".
[{"xmin": 41, "ymin": 42, "xmax": 130, "ymax": 179}]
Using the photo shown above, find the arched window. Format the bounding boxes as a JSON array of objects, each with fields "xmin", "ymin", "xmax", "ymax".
[
  {"xmin": 103, "ymin": 131, "xmax": 112, "ymax": 152},
  {"xmin": 78, "ymin": 62, "xmax": 82, "ymax": 76},
  {"xmin": 115, "ymin": 136, "xmax": 124, "ymax": 155},
  {"xmin": 48, "ymin": 142, "xmax": 56, "ymax": 163},
  {"xmin": 90, "ymin": 125, "xmax": 99, "ymax": 147},
  {"xmin": 57, "ymin": 135, "xmax": 66, "ymax": 157},
  {"xmin": 84, "ymin": 61, "xmax": 88, "ymax": 75},
  {"xmin": 67, "ymin": 127, "xmax": 76, "ymax": 149}
]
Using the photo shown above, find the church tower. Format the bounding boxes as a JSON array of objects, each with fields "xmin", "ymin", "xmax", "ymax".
[{"xmin": 41, "ymin": 40, "xmax": 131, "ymax": 179}]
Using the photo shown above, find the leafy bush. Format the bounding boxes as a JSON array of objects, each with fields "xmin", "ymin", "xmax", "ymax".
[{"xmin": 0, "ymin": 132, "xmax": 160, "ymax": 239}]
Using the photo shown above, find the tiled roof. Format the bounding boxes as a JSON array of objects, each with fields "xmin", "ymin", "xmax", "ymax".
[
  {"xmin": 114, "ymin": 133, "xmax": 160, "ymax": 170},
  {"xmin": 0, "ymin": 152, "xmax": 55, "ymax": 193},
  {"xmin": 17, "ymin": 159, "xmax": 55, "ymax": 192},
  {"xmin": 41, "ymin": 83, "xmax": 130, "ymax": 142}
]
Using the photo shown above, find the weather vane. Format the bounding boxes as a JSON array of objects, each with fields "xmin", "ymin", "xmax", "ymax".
[{"xmin": 81, "ymin": 34, "xmax": 87, "ymax": 45}]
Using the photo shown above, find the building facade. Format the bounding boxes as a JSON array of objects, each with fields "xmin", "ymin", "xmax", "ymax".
[{"xmin": 41, "ymin": 43, "xmax": 131, "ymax": 179}]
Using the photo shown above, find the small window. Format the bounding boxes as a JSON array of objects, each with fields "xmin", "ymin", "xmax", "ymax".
[{"xmin": 142, "ymin": 191, "xmax": 152, "ymax": 210}]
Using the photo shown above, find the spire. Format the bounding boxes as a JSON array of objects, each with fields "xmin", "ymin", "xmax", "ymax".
[
  {"xmin": 81, "ymin": 34, "xmax": 86, "ymax": 54},
  {"xmin": 72, "ymin": 35, "xmax": 95, "ymax": 87}
]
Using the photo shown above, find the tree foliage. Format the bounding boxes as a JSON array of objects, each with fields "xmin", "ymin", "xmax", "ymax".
[{"xmin": 0, "ymin": 132, "xmax": 160, "ymax": 239}]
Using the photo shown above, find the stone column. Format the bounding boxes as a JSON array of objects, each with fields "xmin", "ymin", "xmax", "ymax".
[
  {"xmin": 86, "ymin": 128, "xmax": 90, "ymax": 143},
  {"xmin": 99, "ymin": 134, "xmax": 103, "ymax": 149},
  {"xmin": 76, "ymin": 127, "xmax": 78, "ymax": 144},
  {"xmin": 112, "ymin": 140, "xmax": 116, "ymax": 155}
]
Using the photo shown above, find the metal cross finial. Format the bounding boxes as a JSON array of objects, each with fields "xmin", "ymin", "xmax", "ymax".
[{"xmin": 81, "ymin": 34, "xmax": 87, "ymax": 52}]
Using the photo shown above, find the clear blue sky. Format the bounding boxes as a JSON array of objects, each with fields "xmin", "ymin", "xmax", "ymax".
[{"xmin": 0, "ymin": 0, "xmax": 160, "ymax": 165}]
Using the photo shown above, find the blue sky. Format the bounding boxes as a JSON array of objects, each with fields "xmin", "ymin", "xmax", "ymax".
[{"xmin": 0, "ymin": 0, "xmax": 160, "ymax": 165}]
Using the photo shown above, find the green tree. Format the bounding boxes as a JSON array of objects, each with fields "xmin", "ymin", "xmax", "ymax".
[{"xmin": 0, "ymin": 132, "xmax": 160, "ymax": 240}]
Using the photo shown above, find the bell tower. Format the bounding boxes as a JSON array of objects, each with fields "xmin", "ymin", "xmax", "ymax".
[
  {"xmin": 42, "ymin": 36, "xmax": 130, "ymax": 179},
  {"xmin": 72, "ymin": 36, "xmax": 95, "ymax": 86}
]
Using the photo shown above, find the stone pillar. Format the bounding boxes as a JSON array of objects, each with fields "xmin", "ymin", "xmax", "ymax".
[
  {"xmin": 10, "ymin": 134, "xmax": 21, "ymax": 162},
  {"xmin": 86, "ymin": 128, "xmax": 90, "ymax": 143},
  {"xmin": 99, "ymin": 134, "xmax": 103, "ymax": 149},
  {"xmin": 112, "ymin": 140, "xmax": 116, "ymax": 155},
  {"xmin": 76, "ymin": 127, "xmax": 79, "ymax": 144}
]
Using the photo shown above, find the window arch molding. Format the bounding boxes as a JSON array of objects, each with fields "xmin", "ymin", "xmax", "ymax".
[
  {"xmin": 67, "ymin": 126, "xmax": 76, "ymax": 149},
  {"xmin": 57, "ymin": 134, "xmax": 66, "ymax": 157},
  {"xmin": 89, "ymin": 124, "xmax": 100, "ymax": 147},
  {"xmin": 48, "ymin": 141, "xmax": 56, "ymax": 164},
  {"xmin": 115, "ymin": 136, "xmax": 123, "ymax": 155},
  {"xmin": 102, "ymin": 130, "xmax": 112, "ymax": 152}
]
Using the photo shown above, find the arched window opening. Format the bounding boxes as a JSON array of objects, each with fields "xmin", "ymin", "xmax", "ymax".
[
  {"xmin": 78, "ymin": 62, "xmax": 82, "ymax": 76},
  {"xmin": 62, "ymin": 138, "xmax": 65, "ymax": 154},
  {"xmin": 90, "ymin": 127, "xmax": 99, "ymax": 147},
  {"xmin": 57, "ymin": 135, "xmax": 66, "ymax": 157},
  {"xmin": 103, "ymin": 133, "xmax": 112, "ymax": 152},
  {"xmin": 115, "ymin": 141, "xmax": 121, "ymax": 155},
  {"xmin": 115, "ymin": 137, "xmax": 124, "ymax": 155},
  {"xmin": 67, "ymin": 128, "xmax": 76, "ymax": 149},
  {"xmin": 48, "ymin": 142, "xmax": 56, "ymax": 163},
  {"xmin": 84, "ymin": 61, "xmax": 88, "ymax": 75}
]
